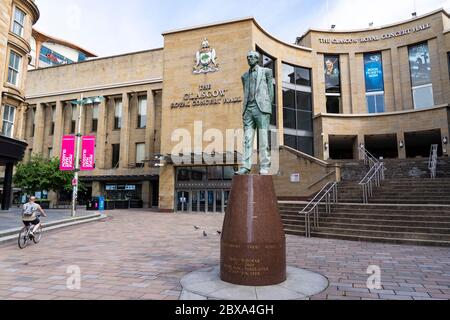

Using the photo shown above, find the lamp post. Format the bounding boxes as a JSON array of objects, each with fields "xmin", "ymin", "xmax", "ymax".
[{"xmin": 71, "ymin": 94, "xmax": 104, "ymax": 217}]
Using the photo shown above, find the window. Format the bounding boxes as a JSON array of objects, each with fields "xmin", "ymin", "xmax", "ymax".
[
  {"xmin": 324, "ymin": 55, "xmax": 341, "ymax": 94},
  {"xmin": 409, "ymin": 42, "xmax": 434, "ymax": 109},
  {"xmin": 71, "ymin": 105, "xmax": 77, "ymax": 134},
  {"xmin": 135, "ymin": 143, "xmax": 145, "ymax": 167},
  {"xmin": 7, "ymin": 51, "xmax": 21, "ymax": 86},
  {"xmin": 2, "ymin": 105, "xmax": 15, "ymax": 138},
  {"xmin": 12, "ymin": 7, "xmax": 25, "ymax": 37},
  {"xmin": 284, "ymin": 134, "xmax": 314, "ymax": 156},
  {"xmin": 324, "ymin": 55, "xmax": 341, "ymax": 114},
  {"xmin": 112, "ymin": 144, "xmax": 120, "ymax": 168},
  {"xmin": 92, "ymin": 104, "xmax": 99, "ymax": 132},
  {"xmin": 31, "ymin": 107, "xmax": 35, "ymax": 136},
  {"xmin": 48, "ymin": 148, "xmax": 53, "ymax": 159},
  {"xmin": 367, "ymin": 94, "xmax": 385, "ymax": 114},
  {"xmin": 257, "ymin": 48, "xmax": 277, "ymax": 126},
  {"xmin": 208, "ymin": 166, "xmax": 223, "ymax": 180},
  {"xmin": 282, "ymin": 62, "xmax": 314, "ymax": 156},
  {"xmin": 50, "ymin": 106, "xmax": 55, "ymax": 136},
  {"xmin": 114, "ymin": 99, "xmax": 122, "ymax": 129},
  {"xmin": 364, "ymin": 52, "xmax": 385, "ymax": 113},
  {"xmin": 137, "ymin": 96, "xmax": 147, "ymax": 129},
  {"xmin": 448, "ymin": 52, "xmax": 450, "ymax": 80}
]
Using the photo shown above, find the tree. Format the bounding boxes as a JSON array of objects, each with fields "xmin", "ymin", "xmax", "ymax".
[{"xmin": 14, "ymin": 155, "xmax": 80, "ymax": 196}]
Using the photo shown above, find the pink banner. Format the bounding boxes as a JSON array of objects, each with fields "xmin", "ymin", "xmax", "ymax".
[
  {"xmin": 80, "ymin": 136, "xmax": 96, "ymax": 171},
  {"xmin": 60, "ymin": 136, "xmax": 76, "ymax": 171}
]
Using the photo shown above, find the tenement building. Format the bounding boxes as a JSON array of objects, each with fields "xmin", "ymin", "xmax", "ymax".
[
  {"xmin": 0, "ymin": 0, "xmax": 39, "ymax": 210},
  {"xmin": 8, "ymin": 8, "xmax": 450, "ymax": 212}
]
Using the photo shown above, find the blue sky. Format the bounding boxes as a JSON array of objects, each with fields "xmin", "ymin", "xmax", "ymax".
[{"xmin": 34, "ymin": 0, "xmax": 449, "ymax": 57}]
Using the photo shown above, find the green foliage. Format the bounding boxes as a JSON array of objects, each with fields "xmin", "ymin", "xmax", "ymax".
[{"xmin": 14, "ymin": 155, "xmax": 82, "ymax": 194}]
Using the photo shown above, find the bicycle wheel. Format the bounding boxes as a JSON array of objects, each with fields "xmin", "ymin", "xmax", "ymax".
[
  {"xmin": 18, "ymin": 227, "xmax": 30, "ymax": 249},
  {"xmin": 33, "ymin": 226, "xmax": 42, "ymax": 244}
]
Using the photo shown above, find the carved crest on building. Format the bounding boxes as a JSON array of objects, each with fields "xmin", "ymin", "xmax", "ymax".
[{"xmin": 193, "ymin": 39, "xmax": 219, "ymax": 74}]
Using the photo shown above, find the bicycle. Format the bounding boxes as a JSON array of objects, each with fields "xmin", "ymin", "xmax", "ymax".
[{"xmin": 18, "ymin": 217, "xmax": 43, "ymax": 249}]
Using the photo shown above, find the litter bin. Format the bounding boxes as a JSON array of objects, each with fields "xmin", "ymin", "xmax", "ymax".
[{"xmin": 87, "ymin": 197, "xmax": 101, "ymax": 211}]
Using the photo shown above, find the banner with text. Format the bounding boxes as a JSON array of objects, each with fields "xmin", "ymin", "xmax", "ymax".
[
  {"xmin": 60, "ymin": 136, "xmax": 76, "ymax": 171},
  {"xmin": 364, "ymin": 52, "xmax": 384, "ymax": 92},
  {"xmin": 81, "ymin": 136, "xmax": 96, "ymax": 171}
]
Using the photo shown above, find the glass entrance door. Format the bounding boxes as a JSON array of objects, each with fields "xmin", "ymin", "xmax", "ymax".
[{"xmin": 176, "ymin": 191, "xmax": 189, "ymax": 212}]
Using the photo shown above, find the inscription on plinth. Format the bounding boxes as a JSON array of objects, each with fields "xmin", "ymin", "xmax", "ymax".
[{"xmin": 220, "ymin": 175, "xmax": 287, "ymax": 286}]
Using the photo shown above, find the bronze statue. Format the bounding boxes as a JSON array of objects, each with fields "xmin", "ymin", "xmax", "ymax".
[{"xmin": 236, "ymin": 51, "xmax": 274, "ymax": 175}]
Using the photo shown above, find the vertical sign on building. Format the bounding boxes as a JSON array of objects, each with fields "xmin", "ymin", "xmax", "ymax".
[
  {"xmin": 364, "ymin": 53, "xmax": 384, "ymax": 92},
  {"xmin": 60, "ymin": 136, "xmax": 76, "ymax": 171},
  {"xmin": 80, "ymin": 136, "xmax": 96, "ymax": 171}
]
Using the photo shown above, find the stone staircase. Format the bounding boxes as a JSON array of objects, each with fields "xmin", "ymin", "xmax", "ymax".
[{"xmin": 279, "ymin": 157, "xmax": 450, "ymax": 247}]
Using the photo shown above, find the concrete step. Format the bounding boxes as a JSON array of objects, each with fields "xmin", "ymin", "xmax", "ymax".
[
  {"xmin": 284, "ymin": 228, "xmax": 450, "ymax": 247},
  {"xmin": 281, "ymin": 212, "xmax": 450, "ymax": 222}
]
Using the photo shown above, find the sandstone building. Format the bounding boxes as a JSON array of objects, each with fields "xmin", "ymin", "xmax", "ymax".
[
  {"xmin": 2, "ymin": 7, "xmax": 449, "ymax": 212},
  {"xmin": 0, "ymin": 0, "xmax": 38, "ymax": 210}
]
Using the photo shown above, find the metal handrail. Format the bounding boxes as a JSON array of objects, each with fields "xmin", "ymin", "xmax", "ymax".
[
  {"xmin": 428, "ymin": 144, "xmax": 438, "ymax": 180},
  {"xmin": 359, "ymin": 145, "xmax": 379, "ymax": 167},
  {"xmin": 359, "ymin": 162, "xmax": 385, "ymax": 203},
  {"xmin": 300, "ymin": 182, "xmax": 338, "ymax": 238},
  {"xmin": 358, "ymin": 145, "xmax": 385, "ymax": 203}
]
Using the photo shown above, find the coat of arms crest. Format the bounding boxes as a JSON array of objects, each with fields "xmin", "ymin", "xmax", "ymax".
[{"xmin": 193, "ymin": 39, "xmax": 219, "ymax": 74}]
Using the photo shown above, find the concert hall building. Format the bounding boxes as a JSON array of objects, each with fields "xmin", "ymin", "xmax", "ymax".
[{"xmin": 3, "ymin": 8, "xmax": 449, "ymax": 212}]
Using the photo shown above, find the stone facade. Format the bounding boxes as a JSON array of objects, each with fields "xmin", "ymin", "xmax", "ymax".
[
  {"xmin": 0, "ymin": 0, "xmax": 38, "ymax": 210},
  {"xmin": 12, "ymin": 9, "xmax": 450, "ymax": 212}
]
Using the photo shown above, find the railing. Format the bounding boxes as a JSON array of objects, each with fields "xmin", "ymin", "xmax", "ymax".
[
  {"xmin": 359, "ymin": 145, "xmax": 386, "ymax": 203},
  {"xmin": 359, "ymin": 145, "xmax": 379, "ymax": 168},
  {"xmin": 359, "ymin": 162, "xmax": 385, "ymax": 203},
  {"xmin": 300, "ymin": 182, "xmax": 338, "ymax": 238},
  {"xmin": 429, "ymin": 144, "xmax": 438, "ymax": 180}
]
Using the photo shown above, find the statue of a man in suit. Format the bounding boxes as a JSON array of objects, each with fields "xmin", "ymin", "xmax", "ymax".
[{"xmin": 236, "ymin": 51, "xmax": 274, "ymax": 175}]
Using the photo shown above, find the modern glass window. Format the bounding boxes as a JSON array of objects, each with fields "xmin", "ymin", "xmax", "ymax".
[
  {"xmin": 366, "ymin": 94, "xmax": 385, "ymax": 114},
  {"xmin": 12, "ymin": 6, "xmax": 25, "ymax": 37},
  {"xmin": 71, "ymin": 105, "xmax": 77, "ymax": 134},
  {"xmin": 208, "ymin": 166, "xmax": 223, "ymax": 180},
  {"xmin": 137, "ymin": 96, "xmax": 147, "ymax": 129},
  {"xmin": 112, "ymin": 144, "xmax": 120, "ymax": 168},
  {"xmin": 92, "ymin": 104, "xmax": 99, "ymax": 132},
  {"xmin": 257, "ymin": 48, "xmax": 277, "ymax": 126},
  {"xmin": 364, "ymin": 52, "xmax": 385, "ymax": 114},
  {"xmin": 282, "ymin": 62, "xmax": 314, "ymax": 156},
  {"xmin": 408, "ymin": 42, "xmax": 434, "ymax": 109},
  {"xmin": 176, "ymin": 166, "xmax": 237, "ymax": 182},
  {"xmin": 2, "ymin": 105, "xmax": 15, "ymax": 138},
  {"xmin": 324, "ymin": 55, "xmax": 341, "ymax": 114},
  {"xmin": 114, "ymin": 99, "xmax": 122, "ymax": 129},
  {"xmin": 324, "ymin": 55, "xmax": 341, "ymax": 94},
  {"xmin": 7, "ymin": 51, "xmax": 21, "ymax": 86}
]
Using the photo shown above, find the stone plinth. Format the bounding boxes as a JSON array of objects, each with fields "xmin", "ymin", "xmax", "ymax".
[{"xmin": 220, "ymin": 175, "xmax": 286, "ymax": 286}]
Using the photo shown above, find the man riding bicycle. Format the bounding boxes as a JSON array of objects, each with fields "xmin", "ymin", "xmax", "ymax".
[{"xmin": 22, "ymin": 196, "xmax": 47, "ymax": 237}]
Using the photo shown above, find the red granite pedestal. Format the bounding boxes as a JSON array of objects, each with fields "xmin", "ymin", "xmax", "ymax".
[{"xmin": 220, "ymin": 175, "xmax": 287, "ymax": 286}]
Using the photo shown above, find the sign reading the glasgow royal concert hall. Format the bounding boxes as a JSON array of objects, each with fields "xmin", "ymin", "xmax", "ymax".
[
  {"xmin": 318, "ymin": 23, "xmax": 431, "ymax": 44},
  {"xmin": 171, "ymin": 84, "xmax": 242, "ymax": 109}
]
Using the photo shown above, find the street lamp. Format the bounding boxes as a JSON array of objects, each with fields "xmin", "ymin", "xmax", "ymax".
[{"xmin": 70, "ymin": 94, "xmax": 104, "ymax": 217}]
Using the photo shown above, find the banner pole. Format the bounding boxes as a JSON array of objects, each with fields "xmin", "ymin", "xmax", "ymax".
[{"xmin": 72, "ymin": 94, "xmax": 83, "ymax": 217}]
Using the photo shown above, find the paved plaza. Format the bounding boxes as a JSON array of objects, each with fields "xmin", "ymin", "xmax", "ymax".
[{"xmin": 0, "ymin": 210, "xmax": 449, "ymax": 300}]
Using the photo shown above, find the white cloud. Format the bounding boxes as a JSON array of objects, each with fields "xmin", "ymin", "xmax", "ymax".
[{"xmin": 33, "ymin": 0, "xmax": 449, "ymax": 56}]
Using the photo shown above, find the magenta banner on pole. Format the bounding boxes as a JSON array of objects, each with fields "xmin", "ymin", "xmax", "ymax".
[
  {"xmin": 60, "ymin": 135, "xmax": 76, "ymax": 171},
  {"xmin": 80, "ymin": 136, "xmax": 96, "ymax": 171}
]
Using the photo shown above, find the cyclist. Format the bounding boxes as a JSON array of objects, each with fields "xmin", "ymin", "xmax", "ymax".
[{"xmin": 22, "ymin": 196, "xmax": 47, "ymax": 237}]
